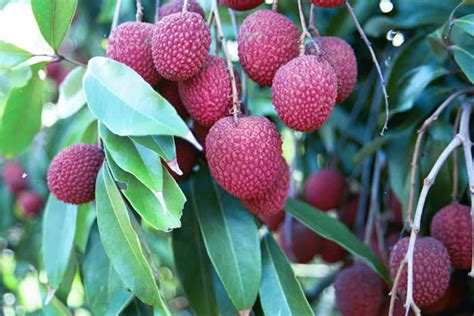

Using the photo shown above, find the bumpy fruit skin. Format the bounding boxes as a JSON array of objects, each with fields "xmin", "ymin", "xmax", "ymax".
[
  {"xmin": 303, "ymin": 168, "xmax": 346, "ymax": 211},
  {"xmin": 389, "ymin": 237, "xmax": 451, "ymax": 307},
  {"xmin": 307, "ymin": 37, "xmax": 357, "ymax": 103},
  {"xmin": 242, "ymin": 160, "xmax": 290, "ymax": 216},
  {"xmin": 152, "ymin": 12, "xmax": 211, "ymax": 81},
  {"xmin": 159, "ymin": 0, "xmax": 205, "ymax": 19},
  {"xmin": 278, "ymin": 218, "xmax": 322, "ymax": 263},
  {"xmin": 430, "ymin": 203, "xmax": 471, "ymax": 269},
  {"xmin": 321, "ymin": 238, "xmax": 347, "ymax": 263},
  {"xmin": 165, "ymin": 139, "xmax": 198, "ymax": 180},
  {"xmin": 259, "ymin": 209, "xmax": 284, "ymax": 231},
  {"xmin": 424, "ymin": 274, "xmax": 465, "ymax": 314},
  {"xmin": 220, "ymin": 0, "xmax": 264, "ymax": 10},
  {"xmin": 179, "ymin": 55, "xmax": 241, "ymax": 128},
  {"xmin": 310, "ymin": 0, "xmax": 346, "ymax": 7},
  {"xmin": 47, "ymin": 144, "xmax": 105, "ymax": 205},
  {"xmin": 206, "ymin": 115, "xmax": 282, "ymax": 199},
  {"xmin": 2, "ymin": 162, "xmax": 27, "ymax": 194},
  {"xmin": 238, "ymin": 10, "xmax": 299, "ymax": 86},
  {"xmin": 156, "ymin": 79, "xmax": 189, "ymax": 119},
  {"xmin": 272, "ymin": 55, "xmax": 337, "ymax": 131},
  {"xmin": 18, "ymin": 191, "xmax": 43, "ymax": 217},
  {"xmin": 335, "ymin": 264, "xmax": 384, "ymax": 316},
  {"xmin": 107, "ymin": 22, "xmax": 161, "ymax": 86}
]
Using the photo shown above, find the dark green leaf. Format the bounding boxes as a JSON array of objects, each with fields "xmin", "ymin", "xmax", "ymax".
[
  {"xmin": 191, "ymin": 167, "xmax": 261, "ymax": 309},
  {"xmin": 74, "ymin": 203, "xmax": 96, "ymax": 254},
  {"xmin": 131, "ymin": 135, "xmax": 176, "ymax": 162},
  {"xmin": 56, "ymin": 67, "xmax": 86, "ymax": 119},
  {"xmin": 0, "ymin": 40, "xmax": 32, "ymax": 68},
  {"xmin": 42, "ymin": 292, "xmax": 72, "ymax": 316},
  {"xmin": 55, "ymin": 251, "xmax": 77, "ymax": 303},
  {"xmin": 455, "ymin": 14, "xmax": 474, "ymax": 36},
  {"xmin": 452, "ymin": 45, "xmax": 474, "ymax": 83},
  {"xmin": 285, "ymin": 199, "xmax": 390, "ymax": 284}
]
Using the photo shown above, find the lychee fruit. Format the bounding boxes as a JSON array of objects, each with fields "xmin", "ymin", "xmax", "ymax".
[
  {"xmin": 303, "ymin": 168, "xmax": 346, "ymax": 211},
  {"xmin": 156, "ymin": 79, "xmax": 189, "ymax": 119},
  {"xmin": 259, "ymin": 209, "xmax": 285, "ymax": 231},
  {"xmin": 206, "ymin": 115, "xmax": 282, "ymax": 199},
  {"xmin": 430, "ymin": 203, "xmax": 472, "ymax": 270},
  {"xmin": 159, "ymin": 0, "xmax": 205, "ymax": 19},
  {"xmin": 242, "ymin": 160, "xmax": 290, "ymax": 217},
  {"xmin": 107, "ymin": 22, "xmax": 161, "ymax": 86},
  {"xmin": 47, "ymin": 144, "xmax": 105, "ymax": 205},
  {"xmin": 17, "ymin": 191, "xmax": 43, "ymax": 217},
  {"xmin": 307, "ymin": 37, "xmax": 357, "ymax": 103},
  {"xmin": 192, "ymin": 121, "xmax": 209, "ymax": 148},
  {"xmin": 272, "ymin": 55, "xmax": 338, "ymax": 131},
  {"xmin": 46, "ymin": 63, "xmax": 69, "ymax": 86},
  {"xmin": 424, "ymin": 274, "xmax": 465, "ymax": 314},
  {"xmin": 220, "ymin": 0, "xmax": 264, "ymax": 11},
  {"xmin": 165, "ymin": 138, "xmax": 198, "ymax": 180},
  {"xmin": 152, "ymin": 12, "xmax": 211, "ymax": 81},
  {"xmin": 341, "ymin": 194, "xmax": 359, "ymax": 228},
  {"xmin": 310, "ymin": 0, "xmax": 346, "ymax": 7},
  {"xmin": 390, "ymin": 192, "xmax": 404, "ymax": 225},
  {"xmin": 2, "ymin": 161, "xmax": 27, "ymax": 194},
  {"xmin": 278, "ymin": 218, "xmax": 323, "ymax": 263},
  {"xmin": 389, "ymin": 237, "xmax": 451, "ymax": 307},
  {"xmin": 334, "ymin": 264, "xmax": 384, "ymax": 316},
  {"xmin": 179, "ymin": 55, "xmax": 241, "ymax": 128},
  {"xmin": 321, "ymin": 238, "xmax": 347, "ymax": 263},
  {"xmin": 238, "ymin": 9, "xmax": 299, "ymax": 86}
]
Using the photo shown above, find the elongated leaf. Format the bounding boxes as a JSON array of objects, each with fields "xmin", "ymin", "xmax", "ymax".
[
  {"xmin": 173, "ymin": 184, "xmax": 219, "ymax": 316},
  {"xmin": 191, "ymin": 167, "xmax": 261, "ymax": 309},
  {"xmin": 131, "ymin": 135, "xmax": 176, "ymax": 162},
  {"xmin": 455, "ymin": 14, "xmax": 474, "ymax": 36},
  {"xmin": 0, "ymin": 65, "xmax": 43, "ymax": 157},
  {"xmin": 83, "ymin": 57, "xmax": 189, "ymax": 137},
  {"xmin": 60, "ymin": 107, "xmax": 97, "ymax": 148},
  {"xmin": 0, "ymin": 40, "xmax": 32, "ymax": 68},
  {"xmin": 95, "ymin": 165, "xmax": 169, "ymax": 313},
  {"xmin": 285, "ymin": 199, "xmax": 390, "ymax": 284},
  {"xmin": 259, "ymin": 234, "xmax": 313, "ymax": 316},
  {"xmin": 57, "ymin": 67, "xmax": 86, "ymax": 119},
  {"xmin": 42, "ymin": 195, "xmax": 78, "ymax": 289},
  {"xmin": 31, "ymin": 0, "xmax": 78, "ymax": 51},
  {"xmin": 453, "ymin": 46, "xmax": 474, "ymax": 83},
  {"xmin": 74, "ymin": 203, "xmax": 96, "ymax": 254},
  {"xmin": 100, "ymin": 124, "xmax": 163, "ymax": 192},
  {"xmin": 106, "ymin": 152, "xmax": 184, "ymax": 231},
  {"xmin": 42, "ymin": 293, "xmax": 72, "ymax": 316},
  {"xmin": 83, "ymin": 224, "xmax": 133, "ymax": 316},
  {"xmin": 55, "ymin": 251, "xmax": 76, "ymax": 302}
]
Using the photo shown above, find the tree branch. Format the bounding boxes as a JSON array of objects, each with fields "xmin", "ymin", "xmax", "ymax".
[{"xmin": 111, "ymin": 0, "xmax": 123, "ymax": 33}]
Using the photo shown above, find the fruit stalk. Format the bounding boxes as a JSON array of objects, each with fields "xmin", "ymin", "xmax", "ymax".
[
  {"xmin": 364, "ymin": 151, "xmax": 383, "ymax": 245},
  {"xmin": 297, "ymin": 0, "xmax": 319, "ymax": 56},
  {"xmin": 111, "ymin": 0, "xmax": 123, "ymax": 32},
  {"xmin": 272, "ymin": 0, "xmax": 278, "ymax": 11},
  {"xmin": 182, "ymin": 0, "xmax": 189, "ymax": 12},
  {"xmin": 136, "ymin": 0, "xmax": 143, "ymax": 21}
]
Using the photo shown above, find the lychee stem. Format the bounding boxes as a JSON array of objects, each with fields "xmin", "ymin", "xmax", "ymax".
[
  {"xmin": 451, "ymin": 106, "xmax": 462, "ymax": 201},
  {"xmin": 111, "ymin": 0, "xmax": 123, "ymax": 33},
  {"xmin": 345, "ymin": 2, "xmax": 390, "ymax": 136},
  {"xmin": 388, "ymin": 257, "xmax": 408, "ymax": 316},
  {"xmin": 182, "ymin": 0, "xmax": 189, "ymax": 12},
  {"xmin": 308, "ymin": 4, "xmax": 320, "ymax": 38},
  {"xmin": 154, "ymin": 0, "xmax": 161, "ymax": 22},
  {"xmin": 363, "ymin": 152, "xmax": 383, "ymax": 245},
  {"xmin": 136, "ymin": 0, "xmax": 143, "ymax": 22},
  {"xmin": 272, "ymin": 0, "xmax": 278, "ymax": 11},
  {"xmin": 211, "ymin": 0, "xmax": 241, "ymax": 123},
  {"xmin": 297, "ymin": 0, "xmax": 320, "ymax": 57}
]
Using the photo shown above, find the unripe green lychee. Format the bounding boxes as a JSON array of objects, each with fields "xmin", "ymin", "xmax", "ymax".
[
  {"xmin": 220, "ymin": 0, "xmax": 264, "ymax": 11},
  {"xmin": 156, "ymin": 79, "xmax": 189, "ymax": 119},
  {"xmin": 310, "ymin": 0, "xmax": 346, "ymax": 7},
  {"xmin": 107, "ymin": 22, "xmax": 161, "ymax": 86},
  {"xmin": 152, "ymin": 12, "xmax": 211, "ymax": 81},
  {"xmin": 238, "ymin": 9, "xmax": 299, "ymax": 86},
  {"xmin": 2, "ymin": 161, "xmax": 27, "ymax": 194},
  {"xmin": 272, "ymin": 55, "xmax": 338, "ymax": 131},
  {"xmin": 303, "ymin": 168, "xmax": 346, "ymax": 211},
  {"xmin": 278, "ymin": 218, "xmax": 323, "ymax": 263},
  {"xmin": 47, "ymin": 144, "xmax": 105, "ymax": 205},
  {"xmin": 159, "ymin": 0, "xmax": 205, "ymax": 19},
  {"xmin": 17, "ymin": 191, "xmax": 43, "ymax": 217}
]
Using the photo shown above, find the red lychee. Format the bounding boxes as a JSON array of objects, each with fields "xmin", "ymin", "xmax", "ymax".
[
  {"xmin": 47, "ymin": 144, "xmax": 105, "ymax": 205},
  {"xmin": 430, "ymin": 203, "xmax": 472, "ymax": 270},
  {"xmin": 424, "ymin": 274, "xmax": 465, "ymax": 314},
  {"xmin": 159, "ymin": 0, "xmax": 205, "ymax": 19},
  {"xmin": 206, "ymin": 115, "xmax": 282, "ymax": 199},
  {"xmin": 303, "ymin": 168, "xmax": 346, "ymax": 211},
  {"xmin": 156, "ymin": 79, "xmax": 189, "ymax": 119},
  {"xmin": 107, "ymin": 22, "xmax": 161, "ymax": 86},
  {"xmin": 220, "ymin": 0, "xmax": 264, "ymax": 11},
  {"xmin": 334, "ymin": 264, "xmax": 384, "ymax": 316},
  {"xmin": 278, "ymin": 218, "xmax": 323, "ymax": 263},
  {"xmin": 321, "ymin": 238, "xmax": 347, "ymax": 263},
  {"xmin": 341, "ymin": 194, "xmax": 359, "ymax": 228},
  {"xmin": 152, "ymin": 12, "xmax": 211, "ymax": 81},
  {"xmin": 272, "ymin": 55, "xmax": 338, "ymax": 131},
  {"xmin": 389, "ymin": 237, "xmax": 451, "ymax": 307},
  {"xmin": 165, "ymin": 138, "xmax": 198, "ymax": 180},
  {"xmin": 310, "ymin": 0, "xmax": 346, "ymax": 7},
  {"xmin": 242, "ymin": 160, "xmax": 290, "ymax": 217},
  {"xmin": 192, "ymin": 121, "xmax": 209, "ymax": 149},
  {"xmin": 259, "ymin": 209, "xmax": 285, "ymax": 231},
  {"xmin": 46, "ymin": 63, "xmax": 69, "ymax": 86},
  {"xmin": 2, "ymin": 161, "xmax": 27, "ymax": 194},
  {"xmin": 307, "ymin": 37, "xmax": 357, "ymax": 103},
  {"xmin": 179, "ymin": 55, "xmax": 241, "ymax": 128},
  {"xmin": 17, "ymin": 191, "xmax": 43, "ymax": 217},
  {"xmin": 238, "ymin": 9, "xmax": 299, "ymax": 86}
]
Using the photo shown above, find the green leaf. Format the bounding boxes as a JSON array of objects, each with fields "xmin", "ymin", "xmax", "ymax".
[
  {"xmin": 57, "ymin": 67, "xmax": 86, "ymax": 119},
  {"xmin": 131, "ymin": 135, "xmax": 176, "ymax": 162},
  {"xmin": 0, "ymin": 40, "xmax": 32, "ymax": 69},
  {"xmin": 191, "ymin": 167, "xmax": 261, "ymax": 309},
  {"xmin": 285, "ymin": 199, "xmax": 390, "ymax": 284},
  {"xmin": 74, "ymin": 203, "xmax": 96, "ymax": 254},
  {"xmin": 83, "ymin": 57, "xmax": 189, "ymax": 137},
  {"xmin": 455, "ymin": 14, "xmax": 474, "ymax": 36},
  {"xmin": 31, "ymin": 0, "xmax": 78, "ymax": 51},
  {"xmin": 259, "ymin": 234, "xmax": 313, "ymax": 316},
  {"xmin": 42, "ymin": 292, "xmax": 72, "ymax": 316},
  {"xmin": 0, "ymin": 65, "xmax": 43, "ymax": 157},
  {"xmin": 173, "ymin": 184, "xmax": 219, "ymax": 316},
  {"xmin": 83, "ymin": 224, "xmax": 133, "ymax": 316},
  {"xmin": 0, "ymin": 63, "xmax": 32, "ymax": 97},
  {"xmin": 60, "ymin": 107, "xmax": 97, "ymax": 148},
  {"xmin": 100, "ymin": 124, "xmax": 163, "ymax": 192},
  {"xmin": 42, "ymin": 195, "xmax": 78, "ymax": 289},
  {"xmin": 95, "ymin": 165, "xmax": 169, "ymax": 313},
  {"xmin": 106, "ymin": 151, "xmax": 183, "ymax": 231},
  {"xmin": 452, "ymin": 45, "xmax": 474, "ymax": 83},
  {"xmin": 55, "ymin": 251, "xmax": 77, "ymax": 302}
]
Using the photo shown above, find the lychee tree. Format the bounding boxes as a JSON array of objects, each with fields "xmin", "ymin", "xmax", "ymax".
[{"xmin": 1, "ymin": 1, "xmax": 474, "ymax": 316}]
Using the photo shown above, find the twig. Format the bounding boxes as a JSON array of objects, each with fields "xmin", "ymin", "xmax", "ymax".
[
  {"xmin": 136, "ymin": 0, "xmax": 143, "ymax": 22},
  {"xmin": 34, "ymin": 53, "xmax": 86, "ymax": 68},
  {"xmin": 451, "ymin": 107, "xmax": 462, "ymax": 201},
  {"xmin": 211, "ymin": 0, "xmax": 241, "ymax": 123},
  {"xmin": 388, "ymin": 257, "xmax": 406, "ymax": 316},
  {"xmin": 182, "ymin": 0, "xmax": 189, "ymax": 12},
  {"xmin": 111, "ymin": 0, "xmax": 123, "ymax": 33},
  {"xmin": 154, "ymin": 0, "xmax": 161, "ymax": 22},
  {"xmin": 272, "ymin": 0, "xmax": 279, "ymax": 11},
  {"xmin": 297, "ymin": 0, "xmax": 320, "ymax": 56},
  {"xmin": 345, "ymin": 2, "xmax": 390, "ymax": 136},
  {"xmin": 364, "ymin": 151, "xmax": 383, "ymax": 244},
  {"xmin": 443, "ymin": 1, "xmax": 463, "ymax": 44}
]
